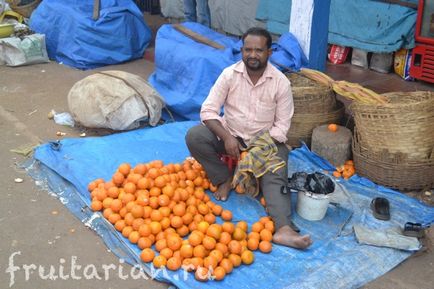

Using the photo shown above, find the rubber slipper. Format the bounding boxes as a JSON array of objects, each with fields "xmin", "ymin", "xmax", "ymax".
[
  {"xmin": 370, "ymin": 197, "xmax": 390, "ymax": 221},
  {"xmin": 403, "ymin": 222, "xmax": 425, "ymax": 238}
]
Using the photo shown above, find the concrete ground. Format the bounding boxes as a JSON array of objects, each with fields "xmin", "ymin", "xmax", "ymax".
[{"xmin": 0, "ymin": 14, "xmax": 433, "ymax": 289}]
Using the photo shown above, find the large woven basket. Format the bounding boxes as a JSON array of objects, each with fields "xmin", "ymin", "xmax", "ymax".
[
  {"xmin": 350, "ymin": 91, "xmax": 434, "ymax": 161},
  {"xmin": 287, "ymin": 73, "xmax": 336, "ymax": 113},
  {"xmin": 353, "ymin": 131, "xmax": 434, "ymax": 191},
  {"xmin": 286, "ymin": 101, "xmax": 345, "ymax": 147},
  {"xmin": 7, "ymin": 0, "xmax": 41, "ymax": 18}
]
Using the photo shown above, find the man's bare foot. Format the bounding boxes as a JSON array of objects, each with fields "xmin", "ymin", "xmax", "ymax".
[
  {"xmin": 272, "ymin": 225, "xmax": 313, "ymax": 249},
  {"xmin": 213, "ymin": 178, "xmax": 232, "ymax": 201}
]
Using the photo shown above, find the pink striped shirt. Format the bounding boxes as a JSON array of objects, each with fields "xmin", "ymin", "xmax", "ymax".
[{"xmin": 200, "ymin": 61, "xmax": 294, "ymax": 143}]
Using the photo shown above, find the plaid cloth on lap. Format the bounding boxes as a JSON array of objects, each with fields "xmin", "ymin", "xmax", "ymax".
[{"xmin": 232, "ymin": 131, "xmax": 286, "ymax": 197}]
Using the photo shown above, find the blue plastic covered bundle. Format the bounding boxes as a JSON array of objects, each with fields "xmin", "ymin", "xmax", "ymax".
[{"xmin": 29, "ymin": 0, "xmax": 152, "ymax": 69}]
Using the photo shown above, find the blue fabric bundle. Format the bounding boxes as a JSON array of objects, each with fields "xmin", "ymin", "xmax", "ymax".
[{"xmin": 29, "ymin": 0, "xmax": 152, "ymax": 69}]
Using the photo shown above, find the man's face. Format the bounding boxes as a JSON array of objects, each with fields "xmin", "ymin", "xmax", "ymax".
[{"xmin": 242, "ymin": 35, "xmax": 271, "ymax": 71}]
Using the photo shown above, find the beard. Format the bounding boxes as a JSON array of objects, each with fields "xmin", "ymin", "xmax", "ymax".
[{"xmin": 244, "ymin": 57, "xmax": 265, "ymax": 71}]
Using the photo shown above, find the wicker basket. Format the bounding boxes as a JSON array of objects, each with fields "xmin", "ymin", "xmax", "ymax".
[
  {"xmin": 350, "ymin": 91, "xmax": 434, "ymax": 161},
  {"xmin": 7, "ymin": 0, "xmax": 41, "ymax": 18},
  {"xmin": 286, "ymin": 101, "xmax": 345, "ymax": 147},
  {"xmin": 353, "ymin": 131, "xmax": 434, "ymax": 191},
  {"xmin": 287, "ymin": 73, "xmax": 337, "ymax": 113}
]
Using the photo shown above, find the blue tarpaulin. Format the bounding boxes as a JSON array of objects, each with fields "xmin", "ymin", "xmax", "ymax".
[
  {"xmin": 328, "ymin": 0, "xmax": 417, "ymax": 52},
  {"xmin": 27, "ymin": 121, "xmax": 434, "ymax": 289},
  {"xmin": 256, "ymin": 0, "xmax": 417, "ymax": 53},
  {"xmin": 148, "ymin": 23, "xmax": 306, "ymax": 121},
  {"xmin": 29, "ymin": 0, "xmax": 152, "ymax": 70}
]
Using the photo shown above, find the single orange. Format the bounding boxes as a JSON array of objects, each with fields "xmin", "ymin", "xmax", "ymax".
[{"xmin": 140, "ymin": 248, "xmax": 155, "ymax": 263}]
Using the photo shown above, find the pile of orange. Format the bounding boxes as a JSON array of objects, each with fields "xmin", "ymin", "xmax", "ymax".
[
  {"xmin": 88, "ymin": 158, "xmax": 275, "ymax": 282},
  {"xmin": 332, "ymin": 160, "xmax": 356, "ymax": 179}
]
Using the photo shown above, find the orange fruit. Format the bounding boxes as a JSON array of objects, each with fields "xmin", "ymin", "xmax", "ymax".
[
  {"xmin": 91, "ymin": 200, "xmax": 103, "ymax": 211},
  {"xmin": 202, "ymin": 236, "xmax": 217, "ymax": 250},
  {"xmin": 219, "ymin": 258, "xmax": 233, "ymax": 274},
  {"xmin": 259, "ymin": 240, "xmax": 272, "ymax": 253},
  {"xmin": 236, "ymin": 221, "xmax": 248, "ymax": 232},
  {"xmin": 108, "ymin": 213, "xmax": 121, "ymax": 224},
  {"xmin": 221, "ymin": 210, "xmax": 232, "ymax": 221},
  {"xmin": 114, "ymin": 219, "xmax": 126, "ymax": 232},
  {"xmin": 228, "ymin": 240, "xmax": 242, "ymax": 255},
  {"xmin": 150, "ymin": 221, "xmax": 162, "ymax": 235},
  {"xmin": 209, "ymin": 249, "xmax": 223, "ymax": 263},
  {"xmin": 166, "ymin": 257, "xmax": 182, "ymax": 271},
  {"xmin": 137, "ymin": 177, "xmax": 151, "ymax": 190},
  {"xmin": 180, "ymin": 244, "xmax": 194, "ymax": 258},
  {"xmin": 138, "ymin": 237, "xmax": 153, "ymax": 249},
  {"xmin": 203, "ymin": 213, "xmax": 216, "ymax": 224},
  {"xmin": 241, "ymin": 250, "xmax": 255, "ymax": 265},
  {"xmin": 197, "ymin": 221, "xmax": 210, "ymax": 234},
  {"xmin": 218, "ymin": 232, "xmax": 231, "ymax": 245},
  {"xmin": 195, "ymin": 266, "xmax": 209, "ymax": 282},
  {"xmin": 259, "ymin": 229, "xmax": 273, "ymax": 241},
  {"xmin": 112, "ymin": 172, "xmax": 125, "ymax": 186},
  {"xmin": 160, "ymin": 248, "xmax": 174, "ymax": 259},
  {"xmin": 167, "ymin": 235, "xmax": 182, "ymax": 251},
  {"xmin": 118, "ymin": 163, "xmax": 131, "ymax": 176},
  {"xmin": 140, "ymin": 248, "xmax": 155, "ymax": 263},
  {"xmin": 251, "ymin": 222, "xmax": 264, "ymax": 233},
  {"xmin": 259, "ymin": 216, "xmax": 271, "ymax": 224},
  {"xmin": 332, "ymin": 171, "xmax": 341, "ymax": 178},
  {"xmin": 211, "ymin": 205, "xmax": 223, "ymax": 216},
  {"xmin": 232, "ymin": 227, "xmax": 247, "ymax": 241},
  {"xmin": 152, "ymin": 255, "xmax": 167, "ymax": 268},
  {"xmin": 127, "ymin": 173, "xmax": 142, "ymax": 185},
  {"xmin": 182, "ymin": 212, "xmax": 194, "ymax": 225},
  {"xmin": 190, "ymin": 257, "xmax": 204, "ymax": 270},
  {"xmin": 207, "ymin": 224, "xmax": 222, "ymax": 240},
  {"xmin": 128, "ymin": 231, "xmax": 140, "ymax": 244},
  {"xmin": 133, "ymin": 164, "xmax": 147, "ymax": 175},
  {"xmin": 193, "ymin": 245, "xmax": 207, "ymax": 258},
  {"xmin": 247, "ymin": 238, "xmax": 259, "ymax": 251},
  {"xmin": 328, "ymin": 123, "xmax": 338, "ymax": 132},
  {"xmin": 122, "ymin": 226, "xmax": 133, "ymax": 238},
  {"xmin": 222, "ymin": 222, "xmax": 235, "ymax": 234},
  {"xmin": 130, "ymin": 205, "xmax": 143, "ymax": 218},
  {"xmin": 248, "ymin": 231, "xmax": 260, "ymax": 240},
  {"xmin": 264, "ymin": 221, "xmax": 275, "ymax": 233},
  {"xmin": 188, "ymin": 232, "xmax": 203, "ymax": 247},
  {"xmin": 213, "ymin": 266, "xmax": 226, "ymax": 281},
  {"xmin": 228, "ymin": 253, "xmax": 242, "ymax": 267},
  {"xmin": 155, "ymin": 239, "xmax": 168, "ymax": 252},
  {"xmin": 124, "ymin": 182, "xmax": 136, "ymax": 194},
  {"xmin": 203, "ymin": 256, "xmax": 217, "ymax": 270}
]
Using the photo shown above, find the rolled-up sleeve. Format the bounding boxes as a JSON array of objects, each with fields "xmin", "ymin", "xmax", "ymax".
[
  {"xmin": 200, "ymin": 69, "xmax": 231, "ymax": 123},
  {"xmin": 269, "ymin": 79, "xmax": 294, "ymax": 143}
]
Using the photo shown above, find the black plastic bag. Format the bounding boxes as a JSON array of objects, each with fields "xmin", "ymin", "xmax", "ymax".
[{"xmin": 288, "ymin": 172, "xmax": 335, "ymax": 195}]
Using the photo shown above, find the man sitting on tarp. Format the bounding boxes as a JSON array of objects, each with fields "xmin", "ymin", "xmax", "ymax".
[{"xmin": 186, "ymin": 27, "xmax": 312, "ymax": 249}]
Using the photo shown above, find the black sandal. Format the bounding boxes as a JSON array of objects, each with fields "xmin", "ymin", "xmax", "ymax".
[
  {"xmin": 403, "ymin": 222, "xmax": 425, "ymax": 238},
  {"xmin": 370, "ymin": 197, "xmax": 390, "ymax": 221}
]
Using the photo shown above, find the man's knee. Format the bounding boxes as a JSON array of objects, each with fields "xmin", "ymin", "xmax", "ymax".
[{"xmin": 186, "ymin": 125, "xmax": 208, "ymax": 150}]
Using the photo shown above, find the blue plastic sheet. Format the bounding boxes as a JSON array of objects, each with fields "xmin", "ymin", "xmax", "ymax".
[
  {"xmin": 29, "ymin": 0, "xmax": 152, "ymax": 70},
  {"xmin": 255, "ymin": 0, "xmax": 417, "ymax": 52},
  {"xmin": 27, "ymin": 121, "xmax": 434, "ymax": 289},
  {"xmin": 149, "ymin": 23, "xmax": 306, "ymax": 121},
  {"xmin": 328, "ymin": 0, "xmax": 417, "ymax": 52}
]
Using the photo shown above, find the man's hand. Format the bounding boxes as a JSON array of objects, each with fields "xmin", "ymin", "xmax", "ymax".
[
  {"xmin": 223, "ymin": 135, "xmax": 240, "ymax": 159},
  {"xmin": 203, "ymin": 119, "xmax": 240, "ymax": 159}
]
